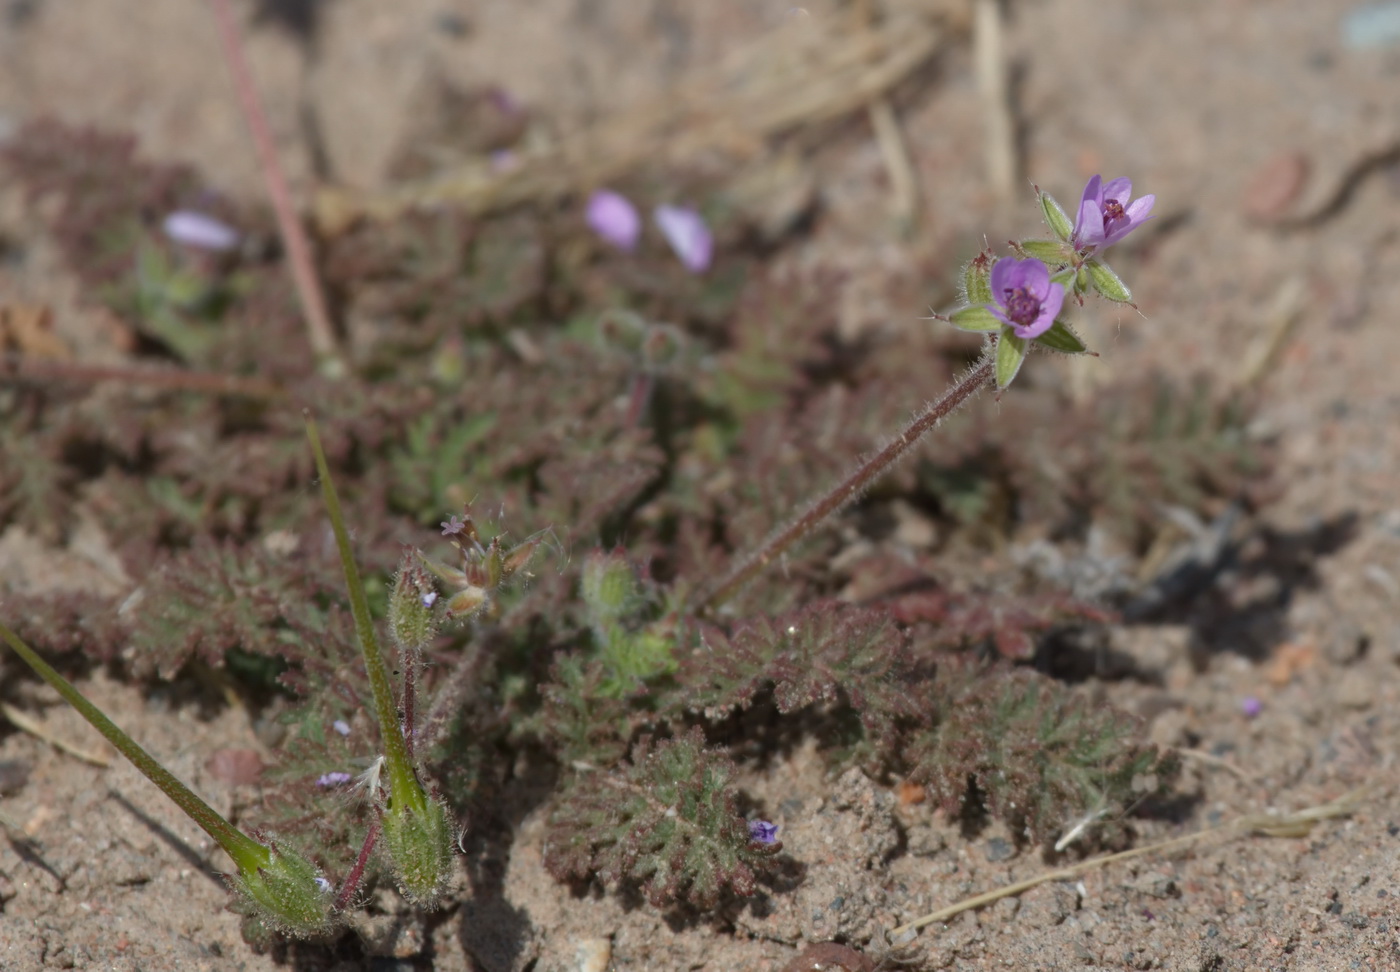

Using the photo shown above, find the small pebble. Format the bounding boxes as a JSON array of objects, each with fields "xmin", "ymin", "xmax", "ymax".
[
  {"xmin": 782, "ymin": 941, "xmax": 876, "ymax": 972},
  {"xmin": 0, "ymin": 759, "xmax": 31, "ymax": 795},
  {"xmin": 575, "ymin": 937, "xmax": 611, "ymax": 972},
  {"xmin": 1242, "ymin": 151, "xmax": 1309, "ymax": 223},
  {"xmin": 204, "ymin": 748, "xmax": 264, "ymax": 785},
  {"xmin": 984, "ymin": 836, "xmax": 1015, "ymax": 862}
]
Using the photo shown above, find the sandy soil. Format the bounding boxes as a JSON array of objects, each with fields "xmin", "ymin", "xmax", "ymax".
[{"xmin": 1, "ymin": 1, "xmax": 1399, "ymax": 969}]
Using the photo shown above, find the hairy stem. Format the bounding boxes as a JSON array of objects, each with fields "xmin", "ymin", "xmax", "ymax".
[
  {"xmin": 335, "ymin": 820, "xmax": 381, "ymax": 913},
  {"xmin": 695, "ymin": 356, "xmax": 995, "ymax": 612}
]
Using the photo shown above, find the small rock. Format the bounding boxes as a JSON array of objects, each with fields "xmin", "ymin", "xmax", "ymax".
[
  {"xmin": 204, "ymin": 748, "xmax": 265, "ymax": 785},
  {"xmin": 782, "ymin": 942, "xmax": 876, "ymax": 972},
  {"xmin": 575, "ymin": 937, "xmax": 611, "ymax": 972},
  {"xmin": 0, "ymin": 759, "xmax": 31, "ymax": 796},
  {"xmin": 983, "ymin": 837, "xmax": 1015, "ymax": 862},
  {"xmin": 1242, "ymin": 151, "xmax": 1309, "ymax": 223}
]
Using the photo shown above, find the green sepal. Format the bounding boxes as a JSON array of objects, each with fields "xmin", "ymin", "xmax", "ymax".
[
  {"xmin": 948, "ymin": 305, "xmax": 1002, "ymax": 332},
  {"xmin": 382, "ymin": 795, "xmax": 456, "ymax": 907},
  {"xmin": 1018, "ymin": 239, "xmax": 1073, "ymax": 266},
  {"xmin": 994, "ymin": 332, "xmax": 1029, "ymax": 389},
  {"xmin": 1084, "ymin": 258, "xmax": 1133, "ymax": 303},
  {"xmin": 962, "ymin": 251, "xmax": 994, "ymax": 305},
  {"xmin": 1039, "ymin": 189, "xmax": 1074, "ymax": 242},
  {"xmin": 1034, "ymin": 319, "xmax": 1089, "ymax": 355}
]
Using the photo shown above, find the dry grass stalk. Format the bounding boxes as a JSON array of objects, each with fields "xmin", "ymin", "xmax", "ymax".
[{"xmin": 314, "ymin": 7, "xmax": 957, "ymax": 233}]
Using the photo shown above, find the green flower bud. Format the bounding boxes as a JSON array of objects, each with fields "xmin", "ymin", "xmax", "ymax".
[
  {"xmin": 962, "ymin": 250, "xmax": 994, "ymax": 306},
  {"xmin": 381, "ymin": 794, "xmax": 456, "ymax": 907},
  {"xmin": 582, "ymin": 550, "xmax": 643, "ymax": 628},
  {"xmin": 1038, "ymin": 187, "xmax": 1074, "ymax": 242},
  {"xmin": 388, "ymin": 553, "xmax": 439, "ymax": 655}
]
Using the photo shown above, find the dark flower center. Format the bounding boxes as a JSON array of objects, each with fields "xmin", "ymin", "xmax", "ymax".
[
  {"xmin": 1102, "ymin": 197, "xmax": 1127, "ymax": 229},
  {"xmin": 1002, "ymin": 286, "xmax": 1041, "ymax": 327}
]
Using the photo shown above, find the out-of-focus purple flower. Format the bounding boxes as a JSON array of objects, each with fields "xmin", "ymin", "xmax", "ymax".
[
  {"xmin": 748, "ymin": 819, "xmax": 779, "ymax": 845},
  {"xmin": 986, "ymin": 257, "xmax": 1064, "ymax": 339},
  {"xmin": 162, "ymin": 209, "xmax": 240, "ymax": 252},
  {"xmin": 332, "ymin": 719, "xmax": 351, "ymax": 737},
  {"xmin": 654, "ymin": 204, "xmax": 712, "ymax": 273},
  {"xmin": 317, "ymin": 771, "xmax": 353, "ymax": 787},
  {"xmin": 441, "ymin": 514, "xmax": 467, "ymax": 537},
  {"xmin": 586, "ymin": 190, "xmax": 642, "ymax": 252},
  {"xmin": 1241, "ymin": 696, "xmax": 1262, "ymax": 719},
  {"xmin": 421, "ymin": 590, "xmax": 439, "ymax": 608},
  {"xmin": 1071, "ymin": 175, "xmax": 1155, "ymax": 252}
]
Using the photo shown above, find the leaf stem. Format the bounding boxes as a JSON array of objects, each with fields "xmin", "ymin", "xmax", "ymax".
[{"xmin": 695, "ymin": 355, "xmax": 994, "ymax": 612}]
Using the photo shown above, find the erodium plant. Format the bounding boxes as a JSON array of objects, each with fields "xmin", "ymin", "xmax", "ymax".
[{"xmin": 0, "ymin": 174, "xmax": 1174, "ymax": 940}]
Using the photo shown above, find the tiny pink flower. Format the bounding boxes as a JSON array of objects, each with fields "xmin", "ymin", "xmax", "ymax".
[
  {"xmin": 162, "ymin": 209, "xmax": 240, "ymax": 252},
  {"xmin": 586, "ymin": 189, "xmax": 641, "ymax": 251},
  {"xmin": 1071, "ymin": 175, "xmax": 1155, "ymax": 251},
  {"xmin": 986, "ymin": 257, "xmax": 1064, "ymax": 339},
  {"xmin": 653, "ymin": 204, "xmax": 712, "ymax": 273}
]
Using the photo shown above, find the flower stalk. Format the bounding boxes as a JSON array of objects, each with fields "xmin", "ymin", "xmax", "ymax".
[{"xmin": 695, "ymin": 356, "xmax": 995, "ymax": 612}]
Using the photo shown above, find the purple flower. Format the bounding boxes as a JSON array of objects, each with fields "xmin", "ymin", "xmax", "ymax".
[
  {"xmin": 421, "ymin": 590, "xmax": 439, "ymax": 608},
  {"xmin": 748, "ymin": 819, "xmax": 779, "ymax": 845},
  {"xmin": 653, "ymin": 204, "xmax": 712, "ymax": 273},
  {"xmin": 332, "ymin": 719, "xmax": 351, "ymax": 737},
  {"xmin": 586, "ymin": 190, "xmax": 641, "ymax": 251},
  {"xmin": 317, "ymin": 771, "xmax": 353, "ymax": 787},
  {"xmin": 1241, "ymin": 696, "xmax": 1262, "ymax": 719},
  {"xmin": 441, "ymin": 514, "xmax": 467, "ymax": 537},
  {"xmin": 986, "ymin": 258, "xmax": 1064, "ymax": 339},
  {"xmin": 1071, "ymin": 175, "xmax": 1155, "ymax": 251},
  {"xmin": 162, "ymin": 209, "xmax": 240, "ymax": 252}
]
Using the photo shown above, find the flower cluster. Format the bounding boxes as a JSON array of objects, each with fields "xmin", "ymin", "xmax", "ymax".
[{"xmin": 943, "ymin": 174, "xmax": 1154, "ymax": 390}]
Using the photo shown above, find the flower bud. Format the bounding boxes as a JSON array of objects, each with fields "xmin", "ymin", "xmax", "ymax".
[
  {"xmin": 962, "ymin": 250, "xmax": 994, "ymax": 306},
  {"xmin": 1038, "ymin": 187, "xmax": 1074, "ymax": 242},
  {"xmin": 388, "ymin": 552, "xmax": 439, "ymax": 655},
  {"xmin": 582, "ymin": 550, "xmax": 643, "ymax": 628}
]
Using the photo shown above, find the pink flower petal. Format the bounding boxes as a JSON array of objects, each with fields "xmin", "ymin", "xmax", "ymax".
[
  {"xmin": 586, "ymin": 190, "xmax": 641, "ymax": 251},
  {"xmin": 163, "ymin": 210, "xmax": 240, "ymax": 252},
  {"xmin": 653, "ymin": 204, "xmax": 712, "ymax": 273}
]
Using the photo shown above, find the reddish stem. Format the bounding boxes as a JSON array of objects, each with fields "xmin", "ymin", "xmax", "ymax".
[
  {"xmin": 694, "ymin": 356, "xmax": 995, "ymax": 612},
  {"xmin": 208, "ymin": 0, "xmax": 342, "ymax": 373},
  {"xmin": 334, "ymin": 819, "xmax": 381, "ymax": 913}
]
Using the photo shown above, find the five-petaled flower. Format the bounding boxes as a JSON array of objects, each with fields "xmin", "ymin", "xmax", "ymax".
[
  {"xmin": 986, "ymin": 258, "xmax": 1064, "ymax": 340},
  {"xmin": 1071, "ymin": 175, "xmax": 1155, "ymax": 252},
  {"xmin": 440, "ymin": 514, "xmax": 467, "ymax": 537}
]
